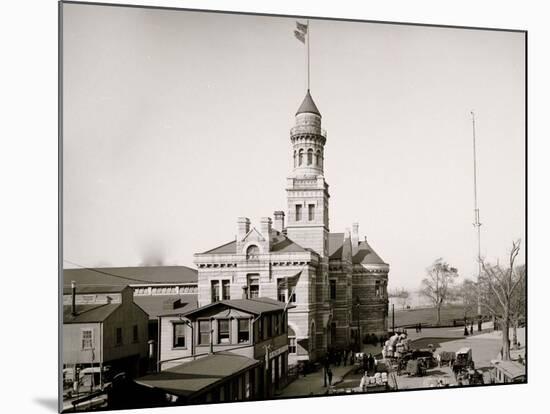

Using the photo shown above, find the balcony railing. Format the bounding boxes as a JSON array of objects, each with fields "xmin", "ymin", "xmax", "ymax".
[{"xmin": 290, "ymin": 125, "xmax": 327, "ymax": 137}]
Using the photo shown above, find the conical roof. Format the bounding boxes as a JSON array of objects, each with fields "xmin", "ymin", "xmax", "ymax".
[{"xmin": 296, "ymin": 89, "xmax": 321, "ymax": 116}]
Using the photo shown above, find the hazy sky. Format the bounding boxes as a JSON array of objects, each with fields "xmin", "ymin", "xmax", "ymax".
[{"xmin": 62, "ymin": 3, "xmax": 525, "ymax": 290}]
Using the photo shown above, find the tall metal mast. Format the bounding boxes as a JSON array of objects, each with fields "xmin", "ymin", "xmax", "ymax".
[{"xmin": 471, "ymin": 111, "xmax": 482, "ymax": 331}]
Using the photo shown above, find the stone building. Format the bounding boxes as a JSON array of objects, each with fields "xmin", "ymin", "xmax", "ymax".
[{"xmin": 194, "ymin": 90, "xmax": 389, "ymax": 365}]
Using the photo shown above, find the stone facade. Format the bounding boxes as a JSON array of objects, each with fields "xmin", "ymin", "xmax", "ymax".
[{"xmin": 194, "ymin": 90, "xmax": 389, "ymax": 365}]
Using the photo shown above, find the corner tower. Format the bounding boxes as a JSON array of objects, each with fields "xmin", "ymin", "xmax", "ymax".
[{"xmin": 285, "ymin": 90, "xmax": 329, "ymax": 257}]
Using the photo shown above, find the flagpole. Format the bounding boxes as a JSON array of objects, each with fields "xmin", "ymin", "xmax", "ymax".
[
  {"xmin": 307, "ymin": 20, "xmax": 310, "ymax": 90},
  {"xmin": 471, "ymin": 110, "xmax": 482, "ymax": 331}
]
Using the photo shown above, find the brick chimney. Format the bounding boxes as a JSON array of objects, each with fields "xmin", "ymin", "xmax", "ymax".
[
  {"xmin": 260, "ymin": 217, "xmax": 272, "ymax": 251},
  {"xmin": 236, "ymin": 217, "xmax": 251, "ymax": 253},
  {"xmin": 237, "ymin": 217, "xmax": 251, "ymax": 240},
  {"xmin": 352, "ymin": 222, "xmax": 359, "ymax": 254},
  {"xmin": 273, "ymin": 211, "xmax": 285, "ymax": 232}
]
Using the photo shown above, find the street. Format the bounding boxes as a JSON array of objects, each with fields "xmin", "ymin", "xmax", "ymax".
[{"xmin": 281, "ymin": 324, "xmax": 526, "ymax": 396}]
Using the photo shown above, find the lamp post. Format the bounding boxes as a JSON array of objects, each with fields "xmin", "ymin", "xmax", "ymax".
[{"xmin": 392, "ymin": 303, "xmax": 395, "ymax": 333}]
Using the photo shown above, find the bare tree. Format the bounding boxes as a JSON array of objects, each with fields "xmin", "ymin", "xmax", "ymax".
[
  {"xmin": 509, "ymin": 265, "xmax": 526, "ymax": 348},
  {"xmin": 419, "ymin": 259, "xmax": 459, "ymax": 325},
  {"xmin": 479, "ymin": 240, "xmax": 525, "ymax": 360}
]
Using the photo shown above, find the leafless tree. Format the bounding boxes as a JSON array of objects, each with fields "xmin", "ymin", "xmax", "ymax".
[
  {"xmin": 479, "ymin": 240, "xmax": 525, "ymax": 360},
  {"xmin": 419, "ymin": 258, "xmax": 459, "ymax": 325}
]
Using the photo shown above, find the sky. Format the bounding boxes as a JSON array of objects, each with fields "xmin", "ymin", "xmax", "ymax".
[{"xmin": 62, "ymin": 3, "xmax": 525, "ymax": 290}]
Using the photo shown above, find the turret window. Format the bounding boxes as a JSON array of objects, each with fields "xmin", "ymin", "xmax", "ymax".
[
  {"xmin": 293, "ymin": 150, "xmax": 297, "ymax": 168},
  {"xmin": 316, "ymin": 150, "xmax": 321, "ymax": 167},
  {"xmin": 298, "ymin": 149, "xmax": 304, "ymax": 166},
  {"xmin": 307, "ymin": 149, "xmax": 313, "ymax": 165}
]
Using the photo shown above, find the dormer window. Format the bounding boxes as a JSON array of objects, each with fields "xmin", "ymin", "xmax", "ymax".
[{"xmin": 246, "ymin": 245, "xmax": 259, "ymax": 260}]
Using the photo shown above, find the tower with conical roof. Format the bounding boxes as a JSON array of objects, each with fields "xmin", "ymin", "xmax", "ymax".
[{"xmin": 285, "ymin": 90, "xmax": 329, "ymax": 258}]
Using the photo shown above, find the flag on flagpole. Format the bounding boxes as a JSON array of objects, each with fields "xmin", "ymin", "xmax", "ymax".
[
  {"xmin": 294, "ymin": 30, "xmax": 305, "ymax": 44},
  {"xmin": 283, "ymin": 270, "xmax": 302, "ymax": 312},
  {"xmin": 296, "ymin": 21, "xmax": 308, "ymax": 34},
  {"xmin": 294, "ymin": 20, "xmax": 308, "ymax": 44}
]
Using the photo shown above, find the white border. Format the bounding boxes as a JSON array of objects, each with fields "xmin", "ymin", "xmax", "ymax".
[{"xmin": 1, "ymin": 1, "xmax": 547, "ymax": 413}]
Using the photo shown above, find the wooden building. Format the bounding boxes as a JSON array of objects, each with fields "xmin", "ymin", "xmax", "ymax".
[{"xmin": 62, "ymin": 284, "xmax": 149, "ymax": 386}]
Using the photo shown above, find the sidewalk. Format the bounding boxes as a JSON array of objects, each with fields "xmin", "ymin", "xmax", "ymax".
[{"xmin": 277, "ymin": 363, "xmax": 357, "ymax": 398}]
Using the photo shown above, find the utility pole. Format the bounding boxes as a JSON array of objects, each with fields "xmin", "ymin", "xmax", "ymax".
[
  {"xmin": 471, "ymin": 111, "xmax": 483, "ymax": 332},
  {"xmin": 392, "ymin": 303, "xmax": 395, "ymax": 333}
]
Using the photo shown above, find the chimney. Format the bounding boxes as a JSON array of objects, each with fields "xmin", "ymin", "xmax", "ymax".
[
  {"xmin": 273, "ymin": 211, "xmax": 285, "ymax": 232},
  {"xmin": 237, "ymin": 217, "xmax": 251, "ymax": 240},
  {"xmin": 242, "ymin": 286, "xmax": 249, "ymax": 300},
  {"xmin": 71, "ymin": 280, "xmax": 77, "ymax": 316},
  {"xmin": 352, "ymin": 222, "xmax": 359, "ymax": 253},
  {"xmin": 260, "ymin": 217, "xmax": 272, "ymax": 250},
  {"xmin": 236, "ymin": 217, "xmax": 251, "ymax": 253}
]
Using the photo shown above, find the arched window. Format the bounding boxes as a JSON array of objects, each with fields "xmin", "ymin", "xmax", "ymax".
[
  {"xmin": 293, "ymin": 150, "xmax": 297, "ymax": 168},
  {"xmin": 298, "ymin": 149, "xmax": 304, "ymax": 166},
  {"xmin": 246, "ymin": 245, "xmax": 259, "ymax": 260},
  {"xmin": 315, "ymin": 150, "xmax": 321, "ymax": 167},
  {"xmin": 307, "ymin": 149, "xmax": 313, "ymax": 165}
]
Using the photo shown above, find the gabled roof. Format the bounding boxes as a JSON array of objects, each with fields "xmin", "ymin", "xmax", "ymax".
[
  {"xmin": 63, "ymin": 303, "xmax": 120, "ymax": 324},
  {"xmin": 271, "ymin": 231, "xmax": 307, "ymax": 253},
  {"xmin": 296, "ymin": 89, "xmax": 321, "ymax": 116},
  {"xmin": 63, "ymin": 266, "xmax": 198, "ymax": 288},
  {"xmin": 200, "ymin": 230, "xmax": 306, "ymax": 255},
  {"xmin": 135, "ymin": 352, "xmax": 261, "ymax": 398},
  {"xmin": 328, "ymin": 233, "xmax": 345, "ymax": 260},
  {"xmin": 181, "ymin": 297, "xmax": 292, "ymax": 319},
  {"xmin": 134, "ymin": 295, "xmax": 198, "ymax": 319}
]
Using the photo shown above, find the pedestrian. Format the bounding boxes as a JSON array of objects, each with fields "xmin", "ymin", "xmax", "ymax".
[
  {"xmin": 367, "ymin": 353, "xmax": 374, "ymax": 374},
  {"xmin": 470, "ymin": 324, "xmax": 474, "ymax": 336},
  {"xmin": 327, "ymin": 368, "xmax": 333, "ymax": 386}
]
